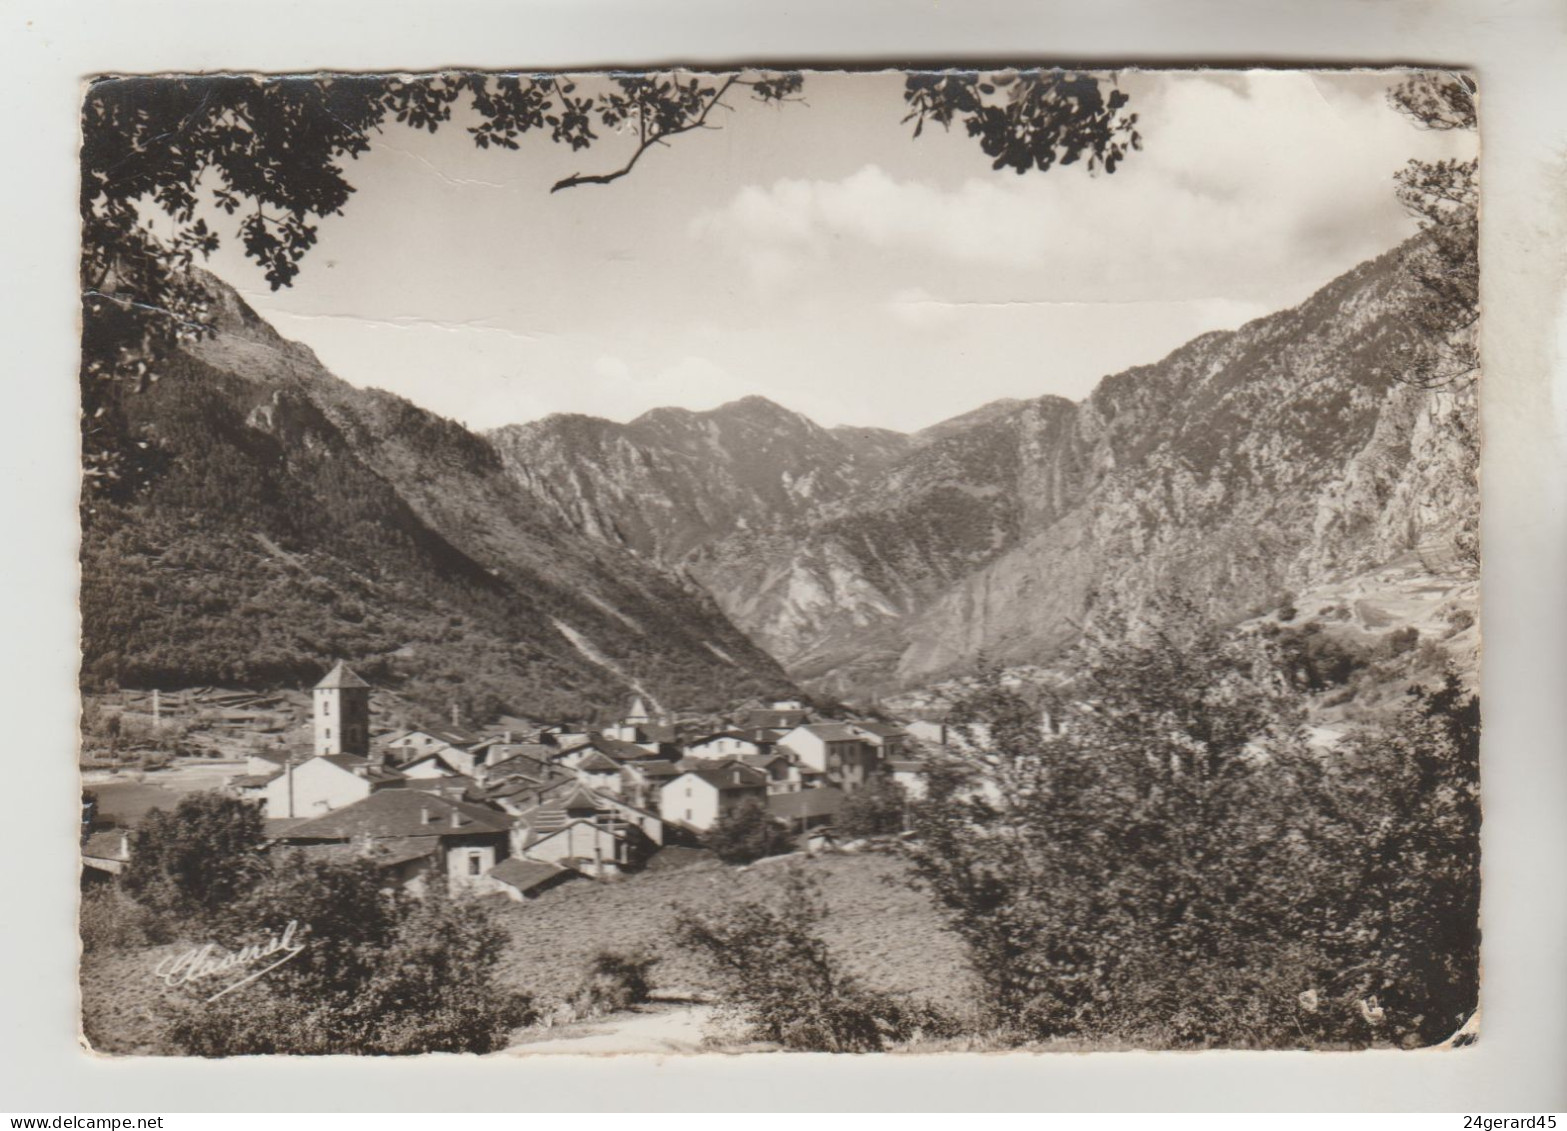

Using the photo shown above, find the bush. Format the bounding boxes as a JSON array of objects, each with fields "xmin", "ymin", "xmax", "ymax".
[
  {"xmin": 121, "ymin": 791, "xmax": 266, "ymax": 922},
  {"xmin": 571, "ymin": 949, "xmax": 658, "ymax": 1016},
  {"xmin": 673, "ymin": 868, "xmax": 943, "ymax": 1051},
  {"xmin": 836, "ymin": 777, "xmax": 907, "ymax": 839},
  {"xmin": 79, "ymin": 886, "xmax": 161, "ymax": 952},
  {"xmin": 704, "ymin": 799, "xmax": 794, "ymax": 864},
  {"xmin": 903, "ymin": 604, "xmax": 1480, "ymax": 1049},
  {"xmin": 163, "ymin": 855, "xmax": 534, "ymax": 1056}
]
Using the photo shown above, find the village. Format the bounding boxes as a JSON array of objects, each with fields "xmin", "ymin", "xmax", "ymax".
[{"xmin": 81, "ymin": 663, "xmax": 946, "ymax": 901}]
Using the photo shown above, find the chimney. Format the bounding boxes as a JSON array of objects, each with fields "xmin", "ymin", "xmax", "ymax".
[
  {"xmin": 449, "ymin": 808, "xmax": 462, "ymax": 829},
  {"xmin": 503, "ymin": 730, "xmax": 512, "ymax": 744},
  {"xmin": 420, "ymin": 805, "xmax": 432, "ymax": 826},
  {"xmin": 450, "ymin": 702, "xmax": 461, "ymax": 728},
  {"xmin": 118, "ymin": 832, "xmax": 130, "ymax": 860}
]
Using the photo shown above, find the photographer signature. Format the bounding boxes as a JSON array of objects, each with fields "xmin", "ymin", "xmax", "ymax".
[{"xmin": 152, "ymin": 919, "xmax": 307, "ymax": 1002}]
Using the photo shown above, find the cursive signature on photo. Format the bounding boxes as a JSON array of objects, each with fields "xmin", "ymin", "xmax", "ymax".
[{"xmin": 152, "ymin": 920, "xmax": 308, "ymax": 1003}]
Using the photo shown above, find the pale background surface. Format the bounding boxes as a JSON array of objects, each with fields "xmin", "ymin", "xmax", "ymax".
[{"xmin": 1, "ymin": 0, "xmax": 1563, "ymax": 1112}]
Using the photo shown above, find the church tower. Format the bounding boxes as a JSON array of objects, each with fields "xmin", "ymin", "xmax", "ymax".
[{"xmin": 314, "ymin": 662, "xmax": 371, "ymax": 757}]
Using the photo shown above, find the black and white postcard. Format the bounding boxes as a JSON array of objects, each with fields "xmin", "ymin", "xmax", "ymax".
[{"xmin": 77, "ymin": 67, "xmax": 1482, "ymax": 1057}]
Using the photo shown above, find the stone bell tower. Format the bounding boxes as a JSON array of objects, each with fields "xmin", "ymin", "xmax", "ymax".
[{"xmin": 313, "ymin": 661, "xmax": 371, "ymax": 757}]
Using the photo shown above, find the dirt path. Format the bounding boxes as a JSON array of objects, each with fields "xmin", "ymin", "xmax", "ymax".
[{"xmin": 503, "ymin": 1004, "xmax": 717, "ymax": 1055}]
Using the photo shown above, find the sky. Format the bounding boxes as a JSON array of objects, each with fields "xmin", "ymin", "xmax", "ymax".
[{"xmin": 200, "ymin": 69, "xmax": 1478, "ymax": 435}]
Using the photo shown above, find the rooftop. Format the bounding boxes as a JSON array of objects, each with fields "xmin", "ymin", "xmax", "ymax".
[
  {"xmin": 315, "ymin": 662, "xmax": 371, "ymax": 690},
  {"xmin": 488, "ymin": 858, "xmax": 571, "ymax": 894},
  {"xmin": 274, "ymin": 790, "xmax": 513, "ymax": 842}
]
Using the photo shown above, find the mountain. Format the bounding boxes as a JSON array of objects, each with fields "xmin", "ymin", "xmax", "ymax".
[
  {"xmin": 78, "ymin": 274, "xmax": 797, "ymax": 722},
  {"xmin": 491, "ymin": 238, "xmax": 1478, "ymax": 700},
  {"xmin": 487, "ymin": 396, "xmax": 908, "ymax": 564},
  {"xmin": 83, "ymin": 235, "xmax": 1477, "ymax": 718}
]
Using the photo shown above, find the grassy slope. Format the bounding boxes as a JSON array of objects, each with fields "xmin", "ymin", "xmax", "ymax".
[{"xmin": 491, "ymin": 850, "xmax": 973, "ymax": 1011}]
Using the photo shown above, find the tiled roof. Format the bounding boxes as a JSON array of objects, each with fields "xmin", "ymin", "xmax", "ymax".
[
  {"xmin": 767, "ymin": 787, "xmax": 846, "ymax": 819},
  {"xmin": 626, "ymin": 760, "xmax": 681, "ymax": 778},
  {"xmin": 315, "ymin": 662, "xmax": 370, "ymax": 690},
  {"xmin": 264, "ymin": 817, "xmax": 308, "ymax": 837},
  {"xmin": 853, "ymin": 722, "xmax": 907, "ymax": 739},
  {"xmin": 230, "ymin": 772, "xmax": 281, "ymax": 788},
  {"xmin": 284, "ymin": 836, "xmax": 441, "ymax": 867},
  {"xmin": 489, "ymin": 858, "xmax": 571, "ymax": 893},
  {"xmin": 575, "ymin": 751, "xmax": 623, "ymax": 773},
  {"xmin": 275, "ymin": 790, "xmax": 513, "ymax": 841},
  {"xmin": 675, "ymin": 764, "xmax": 769, "ymax": 791},
  {"xmin": 82, "ymin": 830, "xmax": 130, "ymax": 860},
  {"xmin": 737, "ymin": 752, "xmax": 787, "ymax": 768},
  {"xmin": 403, "ymin": 774, "xmax": 478, "ymax": 794},
  {"xmin": 689, "ymin": 731, "xmax": 764, "ymax": 748},
  {"xmin": 589, "ymin": 735, "xmax": 655, "ymax": 760},
  {"xmin": 794, "ymin": 722, "xmax": 860, "ymax": 742}
]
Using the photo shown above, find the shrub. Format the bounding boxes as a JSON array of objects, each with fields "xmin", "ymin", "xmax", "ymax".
[
  {"xmin": 79, "ymin": 885, "xmax": 161, "ymax": 952},
  {"xmin": 672, "ymin": 868, "xmax": 941, "ymax": 1051},
  {"xmin": 836, "ymin": 777, "xmax": 907, "ymax": 839},
  {"xmin": 704, "ymin": 799, "xmax": 794, "ymax": 864},
  {"xmin": 164, "ymin": 856, "xmax": 534, "ymax": 1056},
  {"xmin": 903, "ymin": 603, "xmax": 1480, "ymax": 1049},
  {"xmin": 571, "ymin": 949, "xmax": 658, "ymax": 1016},
  {"xmin": 121, "ymin": 791, "xmax": 266, "ymax": 922}
]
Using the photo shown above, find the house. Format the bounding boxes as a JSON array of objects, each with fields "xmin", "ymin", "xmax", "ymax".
[
  {"xmin": 685, "ymin": 731, "xmax": 773, "ymax": 760},
  {"xmin": 268, "ymin": 790, "xmax": 514, "ymax": 896},
  {"xmin": 487, "ymin": 858, "xmax": 576, "ymax": 901},
  {"xmin": 313, "ymin": 662, "xmax": 372, "ymax": 757},
  {"xmin": 768, "ymin": 785, "xmax": 845, "ymax": 833},
  {"xmin": 660, "ymin": 764, "xmax": 769, "ymax": 832},
  {"xmin": 403, "ymin": 774, "xmax": 477, "ymax": 802},
  {"xmin": 81, "ymin": 829, "xmax": 132, "ymax": 886},
  {"xmin": 512, "ymin": 785, "xmax": 658, "ymax": 875},
  {"xmin": 732, "ymin": 703, "xmax": 810, "ymax": 731},
  {"xmin": 851, "ymin": 722, "xmax": 910, "ymax": 761},
  {"xmin": 571, "ymin": 749, "xmax": 625, "ymax": 795},
  {"xmin": 479, "ymin": 748, "xmax": 557, "ymax": 786},
  {"xmin": 381, "ymin": 727, "xmax": 480, "ymax": 770},
  {"xmin": 523, "ymin": 820, "xmax": 640, "ymax": 878},
  {"xmin": 400, "ymin": 750, "xmax": 463, "ymax": 779},
  {"xmin": 619, "ymin": 758, "xmax": 682, "ymax": 812},
  {"xmin": 738, "ymin": 751, "xmax": 805, "ymax": 794},
  {"xmin": 776, "ymin": 723, "xmax": 878, "ymax": 792},
  {"xmin": 228, "ymin": 771, "xmax": 281, "ymax": 803},
  {"xmin": 261, "ymin": 752, "xmax": 406, "ymax": 819}
]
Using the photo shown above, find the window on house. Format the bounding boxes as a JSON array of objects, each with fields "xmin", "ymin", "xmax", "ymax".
[
  {"xmin": 468, "ymin": 852, "xmax": 482, "ymax": 876},
  {"xmin": 324, "ymin": 699, "xmax": 331, "ymax": 715},
  {"xmin": 325, "ymin": 727, "xmax": 331, "ymax": 740}
]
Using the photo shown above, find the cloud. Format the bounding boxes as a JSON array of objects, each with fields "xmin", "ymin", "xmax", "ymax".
[{"xmin": 689, "ymin": 72, "xmax": 1477, "ymax": 308}]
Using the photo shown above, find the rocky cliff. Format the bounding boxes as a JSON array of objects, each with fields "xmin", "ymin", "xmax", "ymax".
[
  {"xmin": 489, "ymin": 239, "xmax": 1478, "ymax": 700},
  {"xmin": 78, "ymin": 274, "xmax": 797, "ymax": 720}
]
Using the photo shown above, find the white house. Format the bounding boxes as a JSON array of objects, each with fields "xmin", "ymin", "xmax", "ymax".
[
  {"xmin": 685, "ymin": 731, "xmax": 772, "ymax": 760},
  {"xmin": 851, "ymin": 722, "xmax": 910, "ymax": 761},
  {"xmin": 660, "ymin": 764, "xmax": 769, "ymax": 831},
  {"xmin": 261, "ymin": 753, "xmax": 405, "ymax": 818},
  {"xmin": 776, "ymin": 722, "xmax": 877, "ymax": 793}
]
